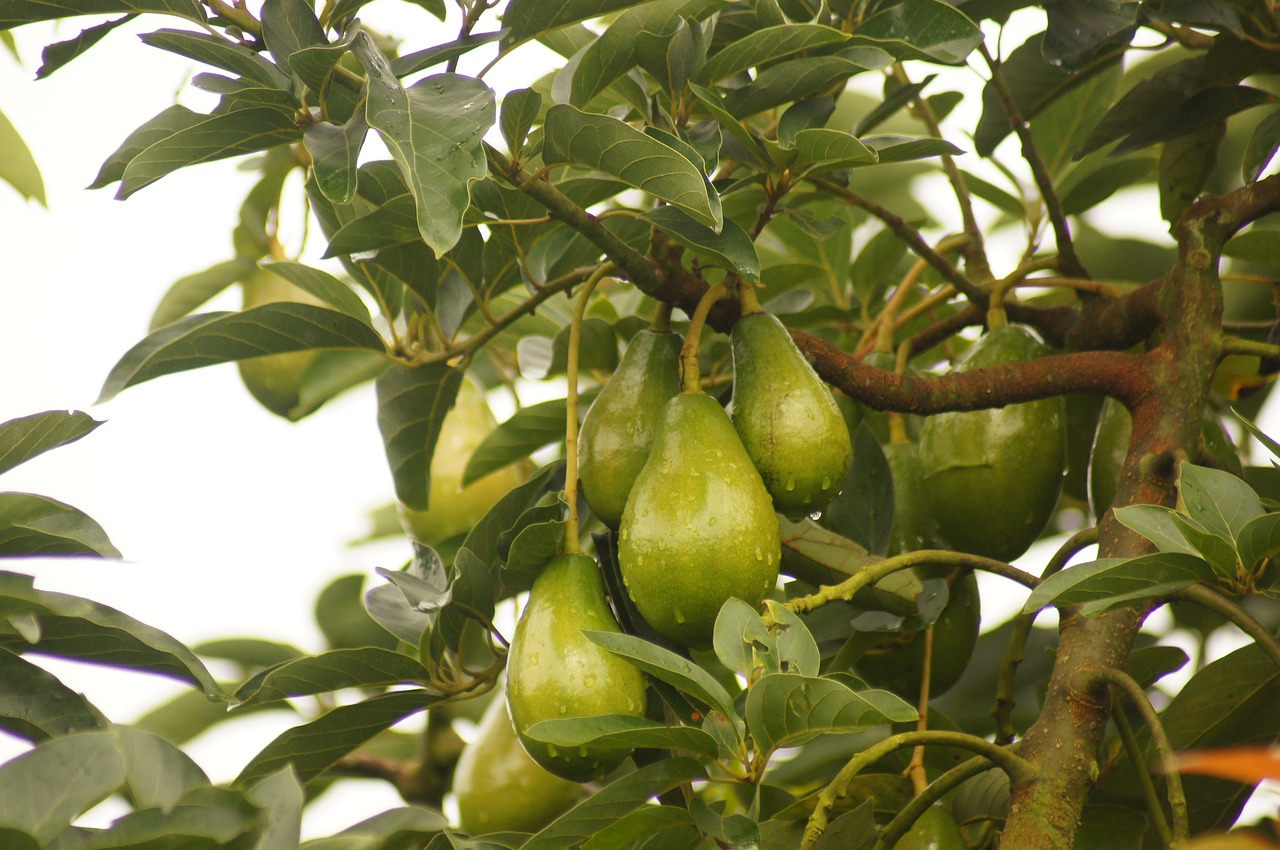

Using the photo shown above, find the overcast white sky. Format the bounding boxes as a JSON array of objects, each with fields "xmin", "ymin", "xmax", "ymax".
[{"xmin": 1, "ymin": 3, "xmax": 1276, "ymax": 836}]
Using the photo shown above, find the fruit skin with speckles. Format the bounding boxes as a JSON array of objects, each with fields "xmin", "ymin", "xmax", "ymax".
[
  {"xmin": 454, "ymin": 688, "xmax": 584, "ymax": 835},
  {"xmin": 506, "ymin": 554, "xmax": 648, "ymax": 782},
  {"xmin": 578, "ymin": 329, "xmax": 683, "ymax": 529},
  {"xmin": 730, "ymin": 310, "xmax": 853, "ymax": 517},
  {"xmin": 618, "ymin": 392, "xmax": 782, "ymax": 648},
  {"xmin": 892, "ymin": 805, "xmax": 967, "ymax": 849},
  {"xmin": 918, "ymin": 325, "xmax": 1067, "ymax": 562},
  {"xmin": 237, "ymin": 267, "xmax": 324, "ymax": 419},
  {"xmin": 399, "ymin": 379, "xmax": 531, "ymax": 545}
]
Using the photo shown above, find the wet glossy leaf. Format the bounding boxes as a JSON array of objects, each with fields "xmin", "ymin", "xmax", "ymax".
[
  {"xmin": 99, "ymin": 305, "xmax": 385, "ymax": 402},
  {"xmin": 0, "ymin": 411, "xmax": 102, "ymax": 477},
  {"xmin": 583, "ymin": 630, "xmax": 739, "ymax": 722},
  {"xmin": 233, "ymin": 648, "xmax": 431, "ymax": 708},
  {"xmin": 0, "ymin": 647, "xmax": 105, "ymax": 742},
  {"xmin": 374, "ymin": 363, "xmax": 463, "ymax": 512},
  {"xmin": 745, "ymin": 674, "xmax": 916, "ymax": 756},
  {"xmin": 234, "ymin": 689, "xmax": 444, "ymax": 788},
  {"xmin": 525, "ymin": 714, "xmax": 721, "ymax": 758},
  {"xmin": 643, "ymin": 206, "xmax": 760, "ymax": 281},
  {"xmin": 352, "ymin": 33, "xmax": 495, "ymax": 257},
  {"xmin": 713, "ymin": 598, "xmax": 773, "ymax": 677},
  {"xmin": 762, "ymin": 600, "xmax": 821, "ymax": 677},
  {"xmin": 1043, "ymin": 0, "xmax": 1137, "ymax": 69},
  {"xmin": 0, "ymin": 493, "xmax": 120, "ymax": 558},
  {"xmin": 0, "ymin": 108, "xmax": 43, "ymax": 205},
  {"xmin": 544, "ymin": 104, "xmax": 720, "ymax": 230},
  {"xmin": 1021, "ymin": 552, "xmax": 1216, "ymax": 613}
]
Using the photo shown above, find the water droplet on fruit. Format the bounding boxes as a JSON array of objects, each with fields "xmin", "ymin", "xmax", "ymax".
[
  {"xmin": 755, "ymin": 547, "xmax": 763, "ymax": 560},
  {"xmin": 785, "ymin": 477, "xmax": 796, "ymax": 491},
  {"xmin": 559, "ymin": 704, "xmax": 568, "ymax": 714},
  {"xmin": 529, "ymin": 652, "xmax": 540, "ymax": 666},
  {"xmin": 674, "ymin": 609, "xmax": 686, "ymax": 624},
  {"xmin": 584, "ymin": 673, "xmax": 597, "ymax": 687},
  {"xmin": 821, "ymin": 476, "xmax": 832, "ymax": 490}
]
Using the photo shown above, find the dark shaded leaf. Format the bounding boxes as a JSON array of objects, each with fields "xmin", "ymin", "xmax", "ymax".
[
  {"xmin": 524, "ymin": 714, "xmax": 721, "ymax": 758},
  {"xmin": 500, "ymin": 87, "xmax": 542, "ymax": 158},
  {"xmin": 1021, "ymin": 552, "xmax": 1216, "ymax": 613},
  {"xmin": 848, "ymin": 0, "xmax": 983, "ymax": 64},
  {"xmin": 304, "ymin": 113, "xmax": 368, "ymax": 205},
  {"xmin": 644, "ymin": 206, "xmax": 761, "ymax": 281},
  {"xmin": 0, "ymin": 647, "xmax": 105, "ymax": 742},
  {"xmin": 0, "ymin": 0, "xmax": 203, "ymax": 27},
  {"xmin": 1243, "ymin": 107, "xmax": 1280, "ymax": 184},
  {"xmin": 35, "ymin": 13, "xmax": 133, "ymax": 78},
  {"xmin": 745, "ymin": 673, "xmax": 916, "ymax": 756},
  {"xmin": 233, "ymin": 648, "xmax": 431, "ymax": 708},
  {"xmin": 261, "ymin": 261, "xmax": 372, "ymax": 327},
  {"xmin": 504, "ymin": 0, "xmax": 654, "ymax": 44},
  {"xmin": 375, "ymin": 364, "xmax": 463, "ymax": 512},
  {"xmin": 1043, "ymin": 0, "xmax": 1137, "ymax": 70},
  {"xmin": 261, "ymin": 0, "xmax": 326, "ymax": 74}
]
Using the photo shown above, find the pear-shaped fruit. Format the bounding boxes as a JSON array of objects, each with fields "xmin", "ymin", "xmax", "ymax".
[
  {"xmin": 731, "ymin": 310, "xmax": 852, "ymax": 517},
  {"xmin": 885, "ymin": 441, "xmax": 944, "ymax": 557},
  {"xmin": 400, "ymin": 379, "xmax": 531, "ymax": 545},
  {"xmin": 619, "ymin": 392, "xmax": 782, "ymax": 647},
  {"xmin": 892, "ymin": 805, "xmax": 967, "ymax": 850},
  {"xmin": 454, "ymin": 689, "xmax": 583, "ymax": 835},
  {"xmin": 237, "ymin": 268, "xmax": 324, "ymax": 419},
  {"xmin": 854, "ymin": 569, "xmax": 981, "ymax": 701},
  {"xmin": 918, "ymin": 325, "xmax": 1067, "ymax": 562},
  {"xmin": 578, "ymin": 329, "xmax": 683, "ymax": 529},
  {"xmin": 506, "ymin": 554, "xmax": 647, "ymax": 781}
]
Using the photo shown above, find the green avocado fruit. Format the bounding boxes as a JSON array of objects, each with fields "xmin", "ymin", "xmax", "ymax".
[
  {"xmin": 237, "ymin": 267, "xmax": 324, "ymax": 419},
  {"xmin": 506, "ymin": 554, "xmax": 648, "ymax": 781},
  {"xmin": 454, "ymin": 689, "xmax": 584, "ymax": 835},
  {"xmin": 918, "ymin": 325, "xmax": 1067, "ymax": 562},
  {"xmin": 399, "ymin": 379, "xmax": 531, "ymax": 545},
  {"xmin": 618, "ymin": 392, "xmax": 782, "ymax": 647},
  {"xmin": 578, "ymin": 328, "xmax": 683, "ymax": 529},
  {"xmin": 892, "ymin": 805, "xmax": 967, "ymax": 849},
  {"xmin": 854, "ymin": 569, "xmax": 981, "ymax": 701},
  {"xmin": 731, "ymin": 310, "xmax": 853, "ymax": 517}
]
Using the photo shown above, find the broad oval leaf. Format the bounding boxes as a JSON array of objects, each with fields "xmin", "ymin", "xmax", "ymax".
[
  {"xmin": 0, "ymin": 730, "xmax": 128, "ymax": 844},
  {"xmin": 352, "ymin": 33, "xmax": 495, "ymax": 257},
  {"xmin": 849, "ymin": 0, "xmax": 983, "ymax": 65},
  {"xmin": 98, "ymin": 306, "xmax": 386, "ymax": 403},
  {"xmin": 789, "ymin": 128, "xmax": 877, "ymax": 175},
  {"xmin": 233, "ymin": 648, "xmax": 431, "ymax": 708},
  {"xmin": 643, "ymin": 206, "xmax": 760, "ymax": 281},
  {"xmin": 1179, "ymin": 462, "xmax": 1265, "ymax": 543},
  {"xmin": 0, "ymin": 410, "xmax": 102, "ymax": 477},
  {"xmin": 261, "ymin": 0, "xmax": 326, "ymax": 74},
  {"xmin": 1236, "ymin": 512, "xmax": 1280, "ymax": 574},
  {"xmin": 261, "ymin": 261, "xmax": 372, "ymax": 327},
  {"xmin": 762, "ymin": 600, "xmax": 821, "ymax": 677},
  {"xmin": 1113, "ymin": 503, "xmax": 1199, "ymax": 556},
  {"xmin": 114, "ymin": 726, "xmax": 212, "ymax": 812},
  {"xmin": 503, "ymin": 0, "xmax": 653, "ymax": 45},
  {"xmin": 374, "ymin": 363, "xmax": 463, "ymax": 512},
  {"xmin": 582, "ymin": 630, "xmax": 739, "ymax": 723},
  {"xmin": 713, "ymin": 598, "xmax": 772, "ymax": 678},
  {"xmin": 0, "ymin": 646, "xmax": 106, "ymax": 742},
  {"xmin": 745, "ymin": 673, "xmax": 916, "ymax": 756},
  {"xmin": 1021, "ymin": 552, "xmax": 1217, "ymax": 614},
  {"xmin": 303, "ymin": 114, "xmax": 369, "ymax": 205},
  {"xmin": 543, "ymin": 104, "xmax": 721, "ymax": 230},
  {"xmin": 0, "ymin": 492, "xmax": 120, "ymax": 558},
  {"xmin": 699, "ymin": 23, "xmax": 848, "ymax": 84},
  {"xmin": 524, "ymin": 714, "xmax": 721, "ymax": 758}
]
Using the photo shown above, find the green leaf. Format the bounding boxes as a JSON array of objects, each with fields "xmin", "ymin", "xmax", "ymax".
[
  {"xmin": 789, "ymin": 127, "xmax": 877, "ymax": 175},
  {"xmin": 98, "ymin": 305, "xmax": 385, "ymax": 402},
  {"xmin": 0, "ymin": 647, "xmax": 106, "ymax": 742},
  {"xmin": 149, "ymin": 257, "xmax": 257, "ymax": 331},
  {"xmin": 543, "ymin": 104, "xmax": 721, "ymax": 230},
  {"xmin": 1159, "ymin": 119, "xmax": 1224, "ymax": 226},
  {"xmin": 524, "ymin": 714, "xmax": 721, "ymax": 758},
  {"xmin": 762, "ymin": 600, "xmax": 821, "ymax": 677},
  {"xmin": 712, "ymin": 597, "xmax": 772, "ymax": 677},
  {"xmin": 688, "ymin": 82, "xmax": 773, "ymax": 170},
  {"xmin": 583, "ymin": 630, "xmax": 739, "ymax": 722},
  {"xmin": 745, "ymin": 674, "xmax": 916, "ymax": 756},
  {"xmin": 33, "ymin": 13, "xmax": 133, "ymax": 78},
  {"xmin": 1043, "ymin": 0, "xmax": 1136, "ymax": 70},
  {"xmin": 0, "ymin": 571, "xmax": 222, "ymax": 696},
  {"xmin": 198, "ymin": 637, "xmax": 306, "ymax": 671},
  {"xmin": 316, "ymin": 806, "xmax": 447, "ymax": 848},
  {"xmin": 504, "ymin": 0, "xmax": 653, "ymax": 44},
  {"xmin": 1057, "ymin": 155, "xmax": 1155, "ymax": 216},
  {"xmin": 778, "ymin": 517, "xmax": 878, "ymax": 582},
  {"xmin": 1236, "ymin": 512, "xmax": 1280, "ymax": 573},
  {"xmin": 389, "ymin": 30, "xmax": 503, "ymax": 78},
  {"xmin": 261, "ymin": 0, "xmax": 326, "ymax": 74},
  {"xmin": 261, "ymin": 261, "xmax": 373, "ymax": 327},
  {"xmin": 862, "ymin": 134, "xmax": 962, "ymax": 163},
  {"xmin": 233, "ymin": 648, "xmax": 431, "ymax": 708},
  {"xmin": 304, "ymin": 113, "xmax": 369, "ymax": 205},
  {"xmin": 699, "ymin": 23, "xmax": 848, "ymax": 84},
  {"xmin": 0, "ymin": 493, "xmax": 120, "ymax": 558},
  {"xmin": 74, "ymin": 787, "xmax": 260, "ymax": 848},
  {"xmin": 0, "ymin": 410, "xmax": 102, "ymax": 477},
  {"xmin": 1225, "ymin": 228, "xmax": 1280, "ymax": 266},
  {"xmin": 234, "ymin": 689, "xmax": 444, "ymax": 788},
  {"xmin": 461, "ymin": 398, "xmax": 564, "ymax": 487},
  {"xmin": 1029, "ymin": 60, "xmax": 1121, "ymax": 176},
  {"xmin": 1020, "ymin": 552, "xmax": 1216, "ymax": 613},
  {"xmin": 1243, "ymin": 107, "xmax": 1280, "ymax": 183},
  {"xmin": 581, "ymin": 806, "xmax": 695, "ymax": 850},
  {"xmin": 0, "ymin": 108, "xmax": 43, "ymax": 205},
  {"xmin": 847, "ymin": 0, "xmax": 982, "ymax": 64},
  {"xmin": 643, "ymin": 206, "xmax": 760, "ymax": 281},
  {"xmin": 722, "ymin": 52, "xmax": 889, "ymax": 118},
  {"xmin": 1171, "ymin": 511, "xmax": 1239, "ymax": 578},
  {"xmin": 1179, "ymin": 462, "xmax": 1265, "ymax": 542},
  {"xmin": 1112, "ymin": 504, "xmax": 1199, "ymax": 556},
  {"xmin": 117, "ymin": 105, "xmax": 301, "ymax": 198},
  {"xmin": 352, "ymin": 33, "xmax": 495, "ymax": 257},
  {"xmin": 138, "ymin": 28, "xmax": 286, "ymax": 88},
  {"xmin": 500, "ymin": 87, "xmax": 542, "ymax": 158},
  {"xmin": 0, "ymin": 0, "xmax": 204, "ymax": 27},
  {"xmin": 243, "ymin": 767, "xmax": 304, "ymax": 850},
  {"xmin": 323, "ymin": 194, "xmax": 421, "ymax": 256},
  {"xmin": 824, "ymin": 422, "xmax": 894, "ymax": 557},
  {"xmin": 0, "ymin": 731, "xmax": 128, "ymax": 844},
  {"xmin": 522, "ymin": 758, "xmax": 707, "ymax": 850},
  {"xmin": 113, "ymin": 726, "xmax": 211, "ymax": 811},
  {"xmin": 374, "ymin": 364, "xmax": 463, "ymax": 512},
  {"xmin": 133, "ymin": 688, "xmax": 260, "ymax": 747}
]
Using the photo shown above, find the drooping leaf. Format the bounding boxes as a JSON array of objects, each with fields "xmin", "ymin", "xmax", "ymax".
[
  {"xmin": 0, "ymin": 493, "xmax": 120, "ymax": 558},
  {"xmin": 304, "ymin": 113, "xmax": 369, "ymax": 205},
  {"xmin": 847, "ymin": 0, "xmax": 983, "ymax": 65},
  {"xmin": 583, "ymin": 630, "xmax": 740, "ymax": 722},
  {"xmin": 0, "ymin": 108, "xmax": 44, "ymax": 205},
  {"xmin": 33, "ymin": 13, "xmax": 133, "ymax": 78},
  {"xmin": 500, "ymin": 87, "xmax": 542, "ymax": 158},
  {"xmin": 0, "ymin": 731, "xmax": 128, "ymax": 843},
  {"xmin": 137, "ymin": 28, "xmax": 286, "ymax": 88},
  {"xmin": 643, "ymin": 206, "xmax": 760, "ymax": 281},
  {"xmin": 862, "ymin": 134, "xmax": 963, "ymax": 163},
  {"xmin": 524, "ymin": 714, "xmax": 721, "ymax": 759},
  {"xmin": 261, "ymin": 261, "xmax": 373, "ymax": 327},
  {"xmin": 460, "ymin": 398, "xmax": 565, "ymax": 487},
  {"xmin": 0, "ymin": 411, "xmax": 102, "ymax": 477},
  {"xmin": 823, "ymin": 423, "xmax": 894, "ymax": 557},
  {"xmin": 233, "ymin": 648, "xmax": 431, "ymax": 708},
  {"xmin": 374, "ymin": 363, "xmax": 463, "ymax": 512},
  {"xmin": 543, "ymin": 104, "xmax": 721, "ymax": 230},
  {"xmin": 1057, "ymin": 155, "xmax": 1155, "ymax": 215},
  {"xmin": 0, "ymin": 0, "xmax": 204, "ymax": 28},
  {"xmin": 352, "ymin": 33, "xmax": 495, "ymax": 257},
  {"xmin": 745, "ymin": 673, "xmax": 916, "ymax": 756},
  {"xmin": 98, "ymin": 306, "xmax": 386, "ymax": 402},
  {"xmin": 0, "ymin": 647, "xmax": 105, "ymax": 742},
  {"xmin": 699, "ymin": 23, "xmax": 848, "ymax": 84},
  {"xmin": 1020, "ymin": 552, "xmax": 1216, "ymax": 613},
  {"xmin": 1235, "ymin": 512, "xmax": 1280, "ymax": 575},
  {"xmin": 233, "ymin": 689, "xmax": 445, "ymax": 788},
  {"xmin": 1029, "ymin": 60, "xmax": 1121, "ymax": 175},
  {"xmin": 243, "ymin": 766, "xmax": 304, "ymax": 850},
  {"xmin": 1159, "ymin": 119, "xmax": 1225, "ymax": 226},
  {"xmin": 503, "ymin": 0, "xmax": 654, "ymax": 44},
  {"xmin": 261, "ymin": 0, "xmax": 326, "ymax": 73}
]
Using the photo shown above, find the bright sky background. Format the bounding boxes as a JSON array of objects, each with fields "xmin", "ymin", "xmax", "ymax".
[{"xmin": 1, "ymin": 3, "xmax": 1276, "ymax": 837}]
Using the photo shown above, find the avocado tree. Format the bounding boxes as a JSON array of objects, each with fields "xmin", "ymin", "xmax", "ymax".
[{"xmin": 3, "ymin": 0, "xmax": 1280, "ymax": 848}]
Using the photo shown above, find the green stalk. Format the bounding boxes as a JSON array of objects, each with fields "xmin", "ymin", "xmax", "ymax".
[
  {"xmin": 680, "ymin": 281, "xmax": 732, "ymax": 394},
  {"xmin": 563, "ymin": 264, "xmax": 616, "ymax": 555},
  {"xmin": 1112, "ymin": 700, "xmax": 1175, "ymax": 848}
]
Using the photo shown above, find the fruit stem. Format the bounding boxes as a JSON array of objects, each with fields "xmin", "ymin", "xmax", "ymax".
[
  {"xmin": 737, "ymin": 280, "xmax": 764, "ymax": 315},
  {"xmin": 563, "ymin": 263, "xmax": 617, "ymax": 555},
  {"xmin": 649, "ymin": 299, "xmax": 673, "ymax": 332},
  {"xmin": 680, "ymin": 281, "xmax": 733, "ymax": 395}
]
